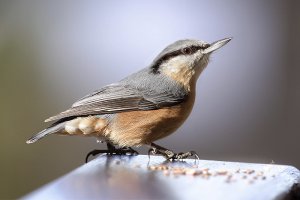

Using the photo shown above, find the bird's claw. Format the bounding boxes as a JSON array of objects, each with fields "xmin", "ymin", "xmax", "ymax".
[
  {"xmin": 148, "ymin": 144, "xmax": 199, "ymax": 161},
  {"xmin": 172, "ymin": 151, "xmax": 199, "ymax": 160},
  {"xmin": 85, "ymin": 146, "xmax": 139, "ymax": 163}
]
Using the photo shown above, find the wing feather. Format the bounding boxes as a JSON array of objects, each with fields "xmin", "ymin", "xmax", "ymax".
[{"xmin": 45, "ymin": 84, "xmax": 186, "ymax": 122}]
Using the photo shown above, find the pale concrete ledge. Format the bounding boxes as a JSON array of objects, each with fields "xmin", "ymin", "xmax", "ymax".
[{"xmin": 23, "ymin": 155, "xmax": 300, "ymax": 200}]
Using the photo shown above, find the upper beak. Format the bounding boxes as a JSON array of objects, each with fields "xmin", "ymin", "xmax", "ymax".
[{"xmin": 202, "ymin": 38, "xmax": 232, "ymax": 54}]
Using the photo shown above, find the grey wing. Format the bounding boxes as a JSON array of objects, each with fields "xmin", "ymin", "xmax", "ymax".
[{"xmin": 45, "ymin": 83, "xmax": 187, "ymax": 122}]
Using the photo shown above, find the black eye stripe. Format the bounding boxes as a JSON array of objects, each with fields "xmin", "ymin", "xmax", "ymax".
[{"xmin": 151, "ymin": 44, "xmax": 208, "ymax": 73}]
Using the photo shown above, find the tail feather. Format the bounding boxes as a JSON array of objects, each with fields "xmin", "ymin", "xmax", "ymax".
[{"xmin": 26, "ymin": 122, "xmax": 65, "ymax": 144}]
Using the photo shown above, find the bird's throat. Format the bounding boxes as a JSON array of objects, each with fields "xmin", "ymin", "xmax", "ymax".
[{"xmin": 162, "ymin": 64, "xmax": 198, "ymax": 92}]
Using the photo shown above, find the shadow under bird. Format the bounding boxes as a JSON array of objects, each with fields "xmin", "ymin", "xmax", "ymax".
[{"xmin": 27, "ymin": 38, "xmax": 231, "ymax": 162}]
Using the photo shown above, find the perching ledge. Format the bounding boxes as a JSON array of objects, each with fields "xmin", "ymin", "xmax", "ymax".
[{"xmin": 23, "ymin": 155, "xmax": 300, "ymax": 200}]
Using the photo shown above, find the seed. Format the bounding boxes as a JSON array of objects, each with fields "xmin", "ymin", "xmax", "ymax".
[
  {"xmin": 216, "ymin": 169, "xmax": 228, "ymax": 175},
  {"xmin": 185, "ymin": 169, "xmax": 199, "ymax": 176},
  {"xmin": 242, "ymin": 169, "xmax": 255, "ymax": 174},
  {"xmin": 163, "ymin": 170, "xmax": 170, "ymax": 176}
]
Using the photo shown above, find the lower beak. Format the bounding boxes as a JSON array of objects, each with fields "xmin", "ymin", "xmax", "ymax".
[{"xmin": 203, "ymin": 38, "xmax": 232, "ymax": 54}]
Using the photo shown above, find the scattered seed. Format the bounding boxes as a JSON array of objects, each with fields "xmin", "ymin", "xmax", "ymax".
[
  {"xmin": 256, "ymin": 171, "xmax": 264, "ymax": 176},
  {"xmin": 216, "ymin": 169, "xmax": 228, "ymax": 175},
  {"xmin": 201, "ymin": 168, "xmax": 209, "ymax": 172},
  {"xmin": 163, "ymin": 170, "xmax": 170, "ymax": 176},
  {"xmin": 202, "ymin": 170, "xmax": 211, "ymax": 176},
  {"xmin": 242, "ymin": 169, "xmax": 255, "ymax": 174},
  {"xmin": 148, "ymin": 166, "xmax": 157, "ymax": 170},
  {"xmin": 185, "ymin": 169, "xmax": 199, "ymax": 176},
  {"xmin": 172, "ymin": 168, "xmax": 186, "ymax": 175},
  {"xmin": 146, "ymin": 164, "xmax": 265, "ymax": 184}
]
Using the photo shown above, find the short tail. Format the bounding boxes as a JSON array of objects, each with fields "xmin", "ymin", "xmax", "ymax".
[{"xmin": 26, "ymin": 122, "xmax": 65, "ymax": 144}]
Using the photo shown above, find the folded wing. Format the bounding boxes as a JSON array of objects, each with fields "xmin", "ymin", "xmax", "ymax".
[{"xmin": 45, "ymin": 83, "xmax": 187, "ymax": 122}]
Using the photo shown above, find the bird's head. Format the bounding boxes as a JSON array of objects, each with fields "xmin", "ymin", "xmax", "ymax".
[{"xmin": 151, "ymin": 38, "xmax": 231, "ymax": 91}]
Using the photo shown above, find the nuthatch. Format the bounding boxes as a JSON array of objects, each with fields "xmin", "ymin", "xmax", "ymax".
[{"xmin": 27, "ymin": 38, "xmax": 231, "ymax": 161}]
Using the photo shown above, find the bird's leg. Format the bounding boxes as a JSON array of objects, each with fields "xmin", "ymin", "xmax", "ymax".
[
  {"xmin": 148, "ymin": 143, "xmax": 175, "ymax": 159},
  {"xmin": 85, "ymin": 142, "xmax": 139, "ymax": 163},
  {"xmin": 148, "ymin": 143, "xmax": 199, "ymax": 161},
  {"xmin": 107, "ymin": 142, "xmax": 139, "ymax": 155},
  {"xmin": 106, "ymin": 142, "xmax": 116, "ymax": 152},
  {"xmin": 118, "ymin": 146, "xmax": 139, "ymax": 155}
]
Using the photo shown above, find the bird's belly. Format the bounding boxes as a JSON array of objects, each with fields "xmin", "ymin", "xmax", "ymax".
[{"xmin": 107, "ymin": 97, "xmax": 194, "ymax": 147}]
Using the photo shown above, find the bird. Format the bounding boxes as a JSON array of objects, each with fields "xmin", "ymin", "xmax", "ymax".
[{"xmin": 26, "ymin": 37, "xmax": 231, "ymax": 162}]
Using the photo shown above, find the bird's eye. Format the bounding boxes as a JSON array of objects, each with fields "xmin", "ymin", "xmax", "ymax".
[
  {"xmin": 182, "ymin": 47, "xmax": 192, "ymax": 55},
  {"xmin": 182, "ymin": 47, "xmax": 192, "ymax": 54}
]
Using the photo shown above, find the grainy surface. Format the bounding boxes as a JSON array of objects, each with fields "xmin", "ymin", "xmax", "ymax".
[{"xmin": 23, "ymin": 155, "xmax": 300, "ymax": 200}]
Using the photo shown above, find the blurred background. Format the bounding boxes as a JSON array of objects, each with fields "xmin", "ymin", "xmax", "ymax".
[{"xmin": 0, "ymin": 0, "xmax": 299, "ymax": 198}]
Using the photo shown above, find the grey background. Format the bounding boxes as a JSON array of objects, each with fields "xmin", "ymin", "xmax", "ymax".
[{"xmin": 0, "ymin": 0, "xmax": 299, "ymax": 198}]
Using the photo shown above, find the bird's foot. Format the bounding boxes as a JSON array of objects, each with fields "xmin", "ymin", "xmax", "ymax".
[
  {"xmin": 85, "ymin": 144, "xmax": 138, "ymax": 163},
  {"xmin": 148, "ymin": 143, "xmax": 199, "ymax": 161}
]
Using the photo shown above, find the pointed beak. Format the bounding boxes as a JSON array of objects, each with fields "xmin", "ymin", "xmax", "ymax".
[{"xmin": 202, "ymin": 37, "xmax": 232, "ymax": 54}]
